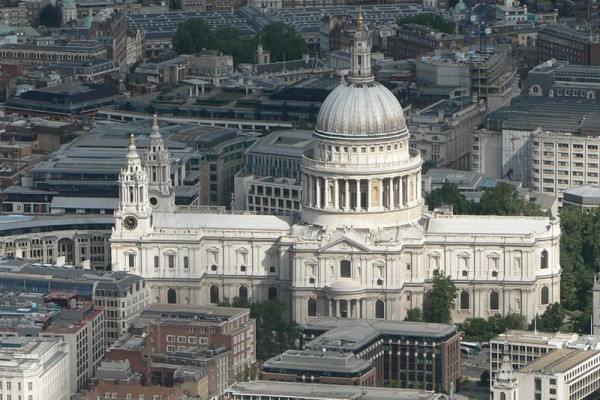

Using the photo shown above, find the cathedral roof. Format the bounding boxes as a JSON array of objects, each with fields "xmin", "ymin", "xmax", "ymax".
[
  {"xmin": 315, "ymin": 80, "xmax": 408, "ymax": 139},
  {"xmin": 314, "ymin": 15, "xmax": 407, "ymax": 140},
  {"xmin": 152, "ymin": 213, "xmax": 293, "ymax": 231}
]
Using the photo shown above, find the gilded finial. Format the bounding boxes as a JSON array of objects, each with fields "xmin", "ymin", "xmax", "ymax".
[
  {"xmin": 357, "ymin": 5, "xmax": 363, "ymax": 29},
  {"xmin": 129, "ymin": 133, "xmax": 135, "ymax": 147},
  {"xmin": 153, "ymin": 114, "xmax": 158, "ymax": 126}
]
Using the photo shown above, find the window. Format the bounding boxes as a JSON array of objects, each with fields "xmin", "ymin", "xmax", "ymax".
[
  {"xmin": 183, "ymin": 256, "xmax": 189, "ymax": 269},
  {"xmin": 166, "ymin": 335, "xmax": 175, "ymax": 343},
  {"xmin": 308, "ymin": 298, "xmax": 317, "ymax": 317},
  {"xmin": 128, "ymin": 254, "xmax": 135, "ymax": 268},
  {"xmin": 340, "ymin": 260, "xmax": 351, "ymax": 278},
  {"xmin": 167, "ymin": 288, "xmax": 176, "ymax": 304},
  {"xmin": 154, "ymin": 255, "xmax": 159, "ymax": 268},
  {"xmin": 269, "ymin": 266, "xmax": 276, "ymax": 273},
  {"xmin": 211, "ymin": 264, "xmax": 217, "ymax": 271},
  {"xmin": 268, "ymin": 286, "xmax": 277, "ymax": 300},
  {"xmin": 239, "ymin": 286, "xmax": 248, "ymax": 299},
  {"xmin": 540, "ymin": 250, "xmax": 548, "ymax": 269},
  {"xmin": 210, "ymin": 285, "xmax": 219, "ymax": 304},
  {"xmin": 168, "ymin": 255, "xmax": 175, "ymax": 269},
  {"xmin": 375, "ymin": 300, "xmax": 385, "ymax": 319},
  {"xmin": 460, "ymin": 290, "xmax": 470, "ymax": 310},
  {"xmin": 541, "ymin": 286, "xmax": 549, "ymax": 305},
  {"xmin": 490, "ymin": 291, "xmax": 499, "ymax": 310}
]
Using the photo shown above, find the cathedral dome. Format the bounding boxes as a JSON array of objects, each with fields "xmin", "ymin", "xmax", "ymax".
[{"xmin": 315, "ymin": 80, "xmax": 407, "ymax": 139}]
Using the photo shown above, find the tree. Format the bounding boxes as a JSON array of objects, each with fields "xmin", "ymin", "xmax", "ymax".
[
  {"xmin": 172, "ymin": 18, "xmax": 214, "ymax": 55},
  {"xmin": 425, "ymin": 180, "xmax": 472, "ymax": 214},
  {"xmin": 250, "ymin": 299, "xmax": 301, "ymax": 360},
  {"xmin": 257, "ymin": 22, "xmax": 309, "ymax": 62},
  {"xmin": 460, "ymin": 318, "xmax": 491, "ymax": 341},
  {"xmin": 530, "ymin": 302, "xmax": 565, "ymax": 332},
  {"xmin": 478, "ymin": 182, "xmax": 544, "ymax": 216},
  {"xmin": 214, "ymin": 28, "xmax": 256, "ymax": 65},
  {"xmin": 216, "ymin": 297, "xmax": 300, "ymax": 360},
  {"xmin": 404, "ymin": 308, "xmax": 423, "ymax": 322},
  {"xmin": 39, "ymin": 4, "xmax": 61, "ymax": 27},
  {"xmin": 424, "ymin": 274, "xmax": 457, "ymax": 324},
  {"xmin": 487, "ymin": 313, "xmax": 527, "ymax": 335},
  {"xmin": 480, "ymin": 370, "xmax": 490, "ymax": 385}
]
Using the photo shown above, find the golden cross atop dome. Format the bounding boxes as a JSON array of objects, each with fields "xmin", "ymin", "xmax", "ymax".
[
  {"xmin": 357, "ymin": 5, "xmax": 363, "ymax": 30},
  {"xmin": 153, "ymin": 114, "xmax": 158, "ymax": 126},
  {"xmin": 130, "ymin": 133, "xmax": 135, "ymax": 146}
]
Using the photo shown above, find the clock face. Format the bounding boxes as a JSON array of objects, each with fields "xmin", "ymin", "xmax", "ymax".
[{"xmin": 124, "ymin": 215, "xmax": 138, "ymax": 230}]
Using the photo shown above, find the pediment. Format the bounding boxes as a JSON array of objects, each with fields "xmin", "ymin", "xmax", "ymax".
[{"xmin": 318, "ymin": 232, "xmax": 371, "ymax": 253}]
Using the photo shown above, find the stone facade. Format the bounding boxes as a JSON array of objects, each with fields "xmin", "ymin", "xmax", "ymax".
[{"xmin": 111, "ymin": 24, "xmax": 561, "ymax": 325}]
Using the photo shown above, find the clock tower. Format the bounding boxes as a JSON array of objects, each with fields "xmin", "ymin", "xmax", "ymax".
[
  {"xmin": 114, "ymin": 134, "xmax": 151, "ymax": 236},
  {"xmin": 144, "ymin": 115, "xmax": 176, "ymax": 213}
]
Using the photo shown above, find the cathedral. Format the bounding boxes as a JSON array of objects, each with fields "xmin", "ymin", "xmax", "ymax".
[{"xmin": 111, "ymin": 20, "xmax": 561, "ymax": 324}]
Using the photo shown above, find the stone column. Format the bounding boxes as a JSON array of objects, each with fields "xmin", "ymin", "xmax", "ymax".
[
  {"xmin": 345, "ymin": 180, "xmax": 350, "ymax": 211},
  {"xmin": 345, "ymin": 299, "xmax": 350, "ymax": 318},
  {"xmin": 417, "ymin": 171, "xmax": 421, "ymax": 201},
  {"xmin": 334, "ymin": 179, "xmax": 339, "ymax": 210},
  {"xmin": 389, "ymin": 178, "xmax": 395, "ymax": 210},
  {"xmin": 316, "ymin": 177, "xmax": 321, "ymax": 209},
  {"xmin": 324, "ymin": 178, "xmax": 330, "ymax": 209},
  {"xmin": 399, "ymin": 176, "xmax": 404, "ymax": 208},
  {"xmin": 378, "ymin": 180, "xmax": 383, "ymax": 210},
  {"xmin": 328, "ymin": 298, "xmax": 332, "ymax": 317},
  {"xmin": 336, "ymin": 300, "xmax": 340, "ymax": 317},
  {"xmin": 356, "ymin": 179, "xmax": 362, "ymax": 210},
  {"xmin": 367, "ymin": 179, "xmax": 372, "ymax": 211},
  {"xmin": 308, "ymin": 175, "xmax": 314, "ymax": 207}
]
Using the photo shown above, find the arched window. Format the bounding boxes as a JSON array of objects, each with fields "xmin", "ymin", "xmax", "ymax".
[
  {"xmin": 500, "ymin": 393, "xmax": 506, "ymax": 400},
  {"xmin": 211, "ymin": 264, "xmax": 217, "ymax": 271},
  {"xmin": 308, "ymin": 298, "xmax": 317, "ymax": 317},
  {"xmin": 268, "ymin": 287, "xmax": 277, "ymax": 300},
  {"xmin": 154, "ymin": 256, "xmax": 159, "ymax": 269},
  {"xmin": 269, "ymin": 266, "xmax": 276, "ymax": 273},
  {"xmin": 340, "ymin": 260, "xmax": 351, "ymax": 278},
  {"xmin": 167, "ymin": 288, "xmax": 176, "ymax": 304},
  {"xmin": 541, "ymin": 250, "xmax": 548, "ymax": 269},
  {"xmin": 183, "ymin": 256, "xmax": 189, "ymax": 269},
  {"xmin": 239, "ymin": 286, "xmax": 248, "ymax": 299},
  {"xmin": 375, "ymin": 300, "xmax": 385, "ymax": 319},
  {"xmin": 460, "ymin": 290, "xmax": 470, "ymax": 310},
  {"xmin": 490, "ymin": 291, "xmax": 499, "ymax": 310},
  {"xmin": 210, "ymin": 285, "xmax": 219, "ymax": 304},
  {"xmin": 540, "ymin": 250, "xmax": 548, "ymax": 269},
  {"xmin": 541, "ymin": 286, "xmax": 549, "ymax": 305}
]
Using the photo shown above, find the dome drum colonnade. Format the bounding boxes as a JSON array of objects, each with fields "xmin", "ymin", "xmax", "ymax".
[{"xmin": 300, "ymin": 12, "xmax": 422, "ymax": 229}]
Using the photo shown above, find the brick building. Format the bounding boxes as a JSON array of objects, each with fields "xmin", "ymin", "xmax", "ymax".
[{"xmin": 538, "ymin": 25, "xmax": 600, "ymax": 66}]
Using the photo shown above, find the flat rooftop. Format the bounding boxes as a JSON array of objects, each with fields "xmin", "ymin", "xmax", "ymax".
[
  {"xmin": 519, "ymin": 349, "xmax": 600, "ymax": 374},
  {"xmin": 263, "ymin": 349, "xmax": 372, "ymax": 374},
  {"xmin": 226, "ymin": 381, "xmax": 443, "ymax": 400},
  {"xmin": 140, "ymin": 303, "xmax": 249, "ymax": 324},
  {"xmin": 304, "ymin": 317, "xmax": 457, "ymax": 352}
]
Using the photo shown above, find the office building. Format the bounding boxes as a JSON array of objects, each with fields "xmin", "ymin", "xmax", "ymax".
[
  {"xmin": 537, "ymin": 25, "xmax": 600, "ymax": 66},
  {"xmin": 0, "ymin": 337, "xmax": 70, "ymax": 400},
  {"xmin": 0, "ymin": 258, "xmax": 149, "ymax": 345},
  {"xmin": 300, "ymin": 317, "xmax": 461, "ymax": 392},
  {"xmin": 234, "ymin": 129, "xmax": 312, "ymax": 215}
]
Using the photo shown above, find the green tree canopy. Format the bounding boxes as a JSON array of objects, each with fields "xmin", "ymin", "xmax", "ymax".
[
  {"xmin": 424, "ymin": 274, "xmax": 457, "ymax": 324},
  {"xmin": 478, "ymin": 182, "xmax": 544, "ymax": 216},
  {"xmin": 39, "ymin": 4, "xmax": 61, "ymax": 27},
  {"xmin": 257, "ymin": 22, "xmax": 309, "ymax": 62},
  {"xmin": 425, "ymin": 180, "xmax": 473, "ymax": 214},
  {"xmin": 397, "ymin": 13, "xmax": 454, "ymax": 34},
  {"xmin": 530, "ymin": 302, "xmax": 565, "ymax": 333},
  {"xmin": 404, "ymin": 307, "xmax": 423, "ymax": 322},
  {"xmin": 217, "ymin": 298, "xmax": 300, "ymax": 360},
  {"xmin": 172, "ymin": 18, "xmax": 215, "ymax": 55}
]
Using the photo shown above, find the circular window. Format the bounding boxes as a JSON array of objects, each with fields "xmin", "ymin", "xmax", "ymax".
[{"xmin": 150, "ymin": 197, "xmax": 158, "ymax": 206}]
